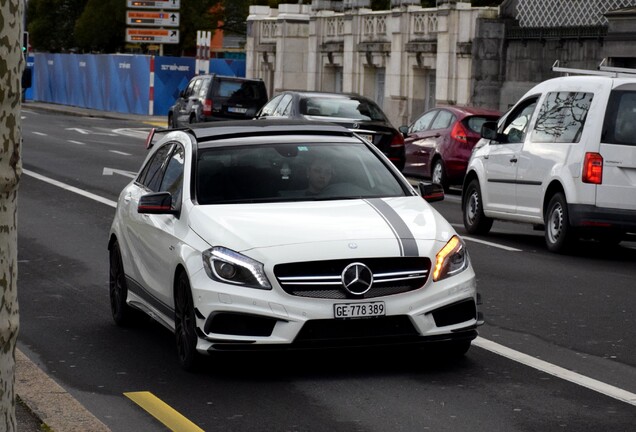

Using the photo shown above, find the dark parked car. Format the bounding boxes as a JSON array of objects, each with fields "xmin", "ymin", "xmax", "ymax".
[
  {"xmin": 400, "ymin": 106, "xmax": 501, "ymax": 191},
  {"xmin": 254, "ymin": 91, "xmax": 405, "ymax": 170},
  {"xmin": 168, "ymin": 74, "xmax": 268, "ymax": 128}
]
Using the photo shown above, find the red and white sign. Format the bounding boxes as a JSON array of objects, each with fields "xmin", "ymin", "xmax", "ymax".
[
  {"xmin": 127, "ymin": 0, "xmax": 180, "ymax": 10},
  {"xmin": 126, "ymin": 28, "xmax": 179, "ymax": 44},
  {"xmin": 126, "ymin": 11, "xmax": 179, "ymax": 27}
]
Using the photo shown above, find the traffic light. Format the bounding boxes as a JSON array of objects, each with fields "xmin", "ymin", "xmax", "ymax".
[{"xmin": 22, "ymin": 31, "xmax": 29, "ymax": 57}]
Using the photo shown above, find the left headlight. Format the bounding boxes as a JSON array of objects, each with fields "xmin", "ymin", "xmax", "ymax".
[
  {"xmin": 202, "ymin": 247, "xmax": 272, "ymax": 290},
  {"xmin": 433, "ymin": 235, "xmax": 469, "ymax": 282}
]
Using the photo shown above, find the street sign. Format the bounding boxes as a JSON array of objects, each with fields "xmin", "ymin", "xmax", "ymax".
[
  {"xmin": 126, "ymin": 0, "xmax": 180, "ymax": 10},
  {"xmin": 126, "ymin": 11, "xmax": 179, "ymax": 27},
  {"xmin": 126, "ymin": 28, "xmax": 180, "ymax": 44}
]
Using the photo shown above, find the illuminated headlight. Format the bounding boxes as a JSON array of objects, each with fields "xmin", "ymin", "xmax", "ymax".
[
  {"xmin": 202, "ymin": 247, "xmax": 271, "ymax": 290},
  {"xmin": 433, "ymin": 236, "xmax": 469, "ymax": 282}
]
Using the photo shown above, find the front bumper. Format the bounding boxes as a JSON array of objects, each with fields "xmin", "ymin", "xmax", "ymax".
[{"xmin": 189, "ymin": 267, "xmax": 481, "ymax": 354}]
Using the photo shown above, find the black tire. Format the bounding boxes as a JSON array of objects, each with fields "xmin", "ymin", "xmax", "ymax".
[
  {"xmin": 463, "ymin": 179, "xmax": 493, "ymax": 235},
  {"xmin": 174, "ymin": 272, "xmax": 200, "ymax": 371},
  {"xmin": 431, "ymin": 158, "xmax": 449, "ymax": 192},
  {"xmin": 168, "ymin": 113, "xmax": 175, "ymax": 129},
  {"xmin": 109, "ymin": 241, "xmax": 135, "ymax": 326},
  {"xmin": 544, "ymin": 192, "xmax": 577, "ymax": 253}
]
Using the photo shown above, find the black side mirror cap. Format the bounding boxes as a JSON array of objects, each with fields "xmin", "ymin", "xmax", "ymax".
[
  {"xmin": 418, "ymin": 181, "xmax": 444, "ymax": 202},
  {"xmin": 399, "ymin": 125, "xmax": 409, "ymax": 136},
  {"xmin": 481, "ymin": 121, "xmax": 508, "ymax": 143},
  {"xmin": 138, "ymin": 192, "xmax": 178, "ymax": 215}
]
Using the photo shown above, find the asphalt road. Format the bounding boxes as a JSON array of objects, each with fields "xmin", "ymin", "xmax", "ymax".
[{"xmin": 15, "ymin": 105, "xmax": 636, "ymax": 431}]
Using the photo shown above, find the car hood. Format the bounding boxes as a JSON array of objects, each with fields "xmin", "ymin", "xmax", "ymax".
[{"xmin": 188, "ymin": 197, "xmax": 454, "ymax": 262}]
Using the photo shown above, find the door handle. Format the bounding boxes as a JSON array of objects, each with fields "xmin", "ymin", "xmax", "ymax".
[{"xmin": 124, "ymin": 193, "xmax": 132, "ymax": 202}]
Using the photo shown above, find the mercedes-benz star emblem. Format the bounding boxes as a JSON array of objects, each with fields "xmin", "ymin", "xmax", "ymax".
[
  {"xmin": 341, "ymin": 263, "xmax": 373, "ymax": 296},
  {"xmin": 353, "ymin": 123, "xmax": 360, "ymax": 129}
]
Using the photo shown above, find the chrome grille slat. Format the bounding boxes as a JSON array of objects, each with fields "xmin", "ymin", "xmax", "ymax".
[{"xmin": 274, "ymin": 257, "xmax": 431, "ymax": 300}]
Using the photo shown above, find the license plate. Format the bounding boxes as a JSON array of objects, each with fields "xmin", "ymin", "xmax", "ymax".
[
  {"xmin": 359, "ymin": 134, "xmax": 373, "ymax": 142},
  {"xmin": 334, "ymin": 301, "xmax": 385, "ymax": 319},
  {"xmin": 228, "ymin": 107, "xmax": 247, "ymax": 114}
]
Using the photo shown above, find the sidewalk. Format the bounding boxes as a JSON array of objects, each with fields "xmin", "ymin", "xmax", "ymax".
[{"xmin": 23, "ymin": 100, "xmax": 167, "ymax": 127}]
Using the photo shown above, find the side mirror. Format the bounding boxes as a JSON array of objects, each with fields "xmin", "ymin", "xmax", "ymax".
[
  {"xmin": 138, "ymin": 192, "xmax": 178, "ymax": 215},
  {"xmin": 399, "ymin": 125, "xmax": 409, "ymax": 137},
  {"xmin": 481, "ymin": 121, "xmax": 507, "ymax": 143},
  {"xmin": 418, "ymin": 181, "xmax": 444, "ymax": 203}
]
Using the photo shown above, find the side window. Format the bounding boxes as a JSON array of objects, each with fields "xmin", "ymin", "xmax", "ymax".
[
  {"xmin": 602, "ymin": 90, "xmax": 636, "ymax": 146},
  {"xmin": 160, "ymin": 145, "xmax": 185, "ymax": 207},
  {"xmin": 430, "ymin": 110, "xmax": 455, "ymax": 130},
  {"xmin": 531, "ymin": 92, "xmax": 593, "ymax": 143},
  {"xmin": 198, "ymin": 79, "xmax": 210, "ymax": 98},
  {"xmin": 183, "ymin": 79, "xmax": 196, "ymax": 98},
  {"xmin": 501, "ymin": 97, "xmax": 539, "ymax": 143},
  {"xmin": 273, "ymin": 94, "xmax": 293, "ymax": 117},
  {"xmin": 191, "ymin": 79, "xmax": 203, "ymax": 99},
  {"xmin": 410, "ymin": 110, "xmax": 438, "ymax": 133},
  {"xmin": 258, "ymin": 95, "xmax": 283, "ymax": 117},
  {"xmin": 137, "ymin": 144, "xmax": 175, "ymax": 192}
]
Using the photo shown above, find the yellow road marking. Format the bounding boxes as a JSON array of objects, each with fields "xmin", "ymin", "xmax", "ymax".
[{"xmin": 124, "ymin": 391, "xmax": 205, "ymax": 432}]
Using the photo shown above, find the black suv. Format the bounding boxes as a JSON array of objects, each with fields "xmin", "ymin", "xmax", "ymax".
[{"xmin": 168, "ymin": 74, "xmax": 268, "ymax": 128}]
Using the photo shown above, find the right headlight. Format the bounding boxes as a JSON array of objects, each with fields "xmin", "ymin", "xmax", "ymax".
[
  {"xmin": 433, "ymin": 235, "xmax": 469, "ymax": 282},
  {"xmin": 202, "ymin": 247, "xmax": 272, "ymax": 290}
]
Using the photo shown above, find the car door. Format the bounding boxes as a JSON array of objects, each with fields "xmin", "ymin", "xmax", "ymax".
[
  {"xmin": 176, "ymin": 78, "xmax": 198, "ymax": 125},
  {"xmin": 124, "ymin": 143, "xmax": 185, "ymax": 309},
  {"xmin": 482, "ymin": 97, "xmax": 539, "ymax": 215},
  {"xmin": 598, "ymin": 85, "xmax": 636, "ymax": 212},
  {"xmin": 403, "ymin": 109, "xmax": 438, "ymax": 175}
]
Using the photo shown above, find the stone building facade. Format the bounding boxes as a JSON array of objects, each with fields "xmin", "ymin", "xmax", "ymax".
[{"xmin": 245, "ymin": 0, "xmax": 636, "ymax": 127}]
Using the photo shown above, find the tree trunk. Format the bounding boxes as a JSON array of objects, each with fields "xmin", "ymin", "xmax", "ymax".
[{"xmin": 0, "ymin": 1, "xmax": 24, "ymax": 430}]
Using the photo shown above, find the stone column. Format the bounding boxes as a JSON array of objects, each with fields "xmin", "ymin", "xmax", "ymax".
[{"xmin": 274, "ymin": 4, "xmax": 311, "ymax": 94}]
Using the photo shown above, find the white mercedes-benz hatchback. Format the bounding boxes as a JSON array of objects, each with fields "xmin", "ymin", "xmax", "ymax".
[{"xmin": 109, "ymin": 120, "xmax": 482, "ymax": 370}]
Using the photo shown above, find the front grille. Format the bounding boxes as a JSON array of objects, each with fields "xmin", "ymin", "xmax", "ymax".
[{"xmin": 274, "ymin": 257, "xmax": 431, "ymax": 299}]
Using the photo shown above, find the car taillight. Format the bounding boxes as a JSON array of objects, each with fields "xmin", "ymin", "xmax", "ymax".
[
  {"xmin": 451, "ymin": 122, "xmax": 469, "ymax": 144},
  {"xmin": 390, "ymin": 133, "xmax": 404, "ymax": 148},
  {"xmin": 582, "ymin": 152, "xmax": 603, "ymax": 184},
  {"xmin": 203, "ymin": 98, "xmax": 213, "ymax": 116}
]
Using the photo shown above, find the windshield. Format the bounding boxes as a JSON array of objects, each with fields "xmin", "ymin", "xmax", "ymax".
[
  {"xmin": 299, "ymin": 97, "xmax": 387, "ymax": 122},
  {"xmin": 196, "ymin": 142, "xmax": 408, "ymax": 204}
]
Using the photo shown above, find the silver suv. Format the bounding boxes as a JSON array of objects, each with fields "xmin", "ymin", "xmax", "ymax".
[{"xmin": 462, "ymin": 64, "xmax": 636, "ymax": 253}]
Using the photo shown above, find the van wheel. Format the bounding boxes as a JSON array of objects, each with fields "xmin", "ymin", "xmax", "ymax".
[
  {"xmin": 463, "ymin": 179, "xmax": 493, "ymax": 234},
  {"xmin": 189, "ymin": 114, "xmax": 196, "ymax": 124},
  {"xmin": 544, "ymin": 192, "xmax": 577, "ymax": 253},
  {"xmin": 431, "ymin": 159, "xmax": 449, "ymax": 192},
  {"xmin": 168, "ymin": 113, "xmax": 175, "ymax": 129}
]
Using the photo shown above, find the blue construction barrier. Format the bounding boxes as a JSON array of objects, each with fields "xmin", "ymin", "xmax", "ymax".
[{"xmin": 29, "ymin": 53, "xmax": 245, "ymax": 116}]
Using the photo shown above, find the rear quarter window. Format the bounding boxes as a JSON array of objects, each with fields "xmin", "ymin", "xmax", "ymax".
[
  {"xmin": 530, "ymin": 91, "xmax": 593, "ymax": 143},
  {"xmin": 602, "ymin": 90, "xmax": 636, "ymax": 146}
]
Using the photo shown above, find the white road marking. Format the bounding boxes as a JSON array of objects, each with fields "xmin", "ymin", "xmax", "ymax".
[
  {"xmin": 450, "ymin": 223, "xmax": 523, "ymax": 251},
  {"xmin": 68, "ymin": 140, "xmax": 85, "ymax": 145},
  {"xmin": 22, "ymin": 168, "xmax": 636, "ymax": 408},
  {"xmin": 109, "ymin": 150, "xmax": 132, "ymax": 156},
  {"xmin": 474, "ymin": 337, "xmax": 636, "ymax": 407},
  {"xmin": 32, "ymin": 131, "xmax": 46, "ymax": 136},
  {"xmin": 103, "ymin": 167, "xmax": 136, "ymax": 178},
  {"xmin": 23, "ymin": 169, "xmax": 117, "ymax": 208},
  {"xmin": 113, "ymin": 128, "xmax": 151, "ymax": 139},
  {"xmin": 463, "ymin": 236, "xmax": 523, "ymax": 251},
  {"xmin": 65, "ymin": 127, "xmax": 91, "ymax": 134}
]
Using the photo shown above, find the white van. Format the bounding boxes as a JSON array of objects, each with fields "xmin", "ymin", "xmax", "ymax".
[{"xmin": 461, "ymin": 64, "xmax": 636, "ymax": 253}]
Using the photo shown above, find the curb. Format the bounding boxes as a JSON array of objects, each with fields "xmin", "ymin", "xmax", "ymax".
[{"xmin": 15, "ymin": 348, "xmax": 111, "ymax": 432}]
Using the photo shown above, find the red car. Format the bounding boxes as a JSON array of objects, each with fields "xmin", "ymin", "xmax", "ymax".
[{"xmin": 400, "ymin": 106, "xmax": 501, "ymax": 191}]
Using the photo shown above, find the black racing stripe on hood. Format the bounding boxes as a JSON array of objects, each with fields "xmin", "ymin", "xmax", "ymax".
[{"xmin": 364, "ymin": 198, "xmax": 419, "ymax": 257}]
